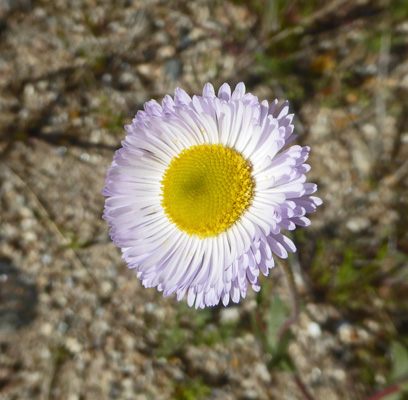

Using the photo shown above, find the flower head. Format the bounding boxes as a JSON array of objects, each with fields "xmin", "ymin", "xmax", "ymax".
[{"xmin": 103, "ymin": 83, "xmax": 322, "ymax": 309}]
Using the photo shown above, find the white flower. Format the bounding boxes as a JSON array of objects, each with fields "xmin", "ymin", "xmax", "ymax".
[{"xmin": 103, "ymin": 82, "xmax": 322, "ymax": 309}]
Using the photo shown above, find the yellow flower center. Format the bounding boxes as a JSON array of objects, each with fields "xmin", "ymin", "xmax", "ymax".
[{"xmin": 160, "ymin": 143, "xmax": 254, "ymax": 238}]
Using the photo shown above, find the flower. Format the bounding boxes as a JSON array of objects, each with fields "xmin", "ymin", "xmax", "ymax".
[{"xmin": 103, "ymin": 83, "xmax": 322, "ymax": 309}]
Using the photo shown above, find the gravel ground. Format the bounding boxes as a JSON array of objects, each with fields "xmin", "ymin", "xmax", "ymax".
[{"xmin": 1, "ymin": 1, "xmax": 408, "ymax": 399}]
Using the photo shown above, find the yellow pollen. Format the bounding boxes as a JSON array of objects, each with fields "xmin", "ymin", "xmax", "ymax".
[{"xmin": 160, "ymin": 143, "xmax": 254, "ymax": 238}]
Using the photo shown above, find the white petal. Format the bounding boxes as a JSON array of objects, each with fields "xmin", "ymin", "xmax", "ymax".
[
  {"xmin": 218, "ymin": 83, "xmax": 231, "ymax": 100},
  {"xmin": 174, "ymin": 87, "xmax": 192, "ymax": 105},
  {"xmin": 203, "ymin": 82, "xmax": 216, "ymax": 98},
  {"xmin": 231, "ymin": 82, "xmax": 246, "ymax": 100}
]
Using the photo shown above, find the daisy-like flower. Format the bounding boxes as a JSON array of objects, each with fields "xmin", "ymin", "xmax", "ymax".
[{"xmin": 103, "ymin": 83, "xmax": 321, "ymax": 309}]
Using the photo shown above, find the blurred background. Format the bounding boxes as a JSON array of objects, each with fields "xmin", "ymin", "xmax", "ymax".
[{"xmin": 1, "ymin": 0, "xmax": 408, "ymax": 399}]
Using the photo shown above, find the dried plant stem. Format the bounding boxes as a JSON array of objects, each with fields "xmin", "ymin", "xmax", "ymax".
[
  {"xmin": 278, "ymin": 261, "xmax": 315, "ymax": 400},
  {"xmin": 277, "ymin": 258, "xmax": 300, "ymax": 341},
  {"xmin": 366, "ymin": 376, "xmax": 408, "ymax": 400},
  {"xmin": 293, "ymin": 374, "xmax": 316, "ymax": 400}
]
